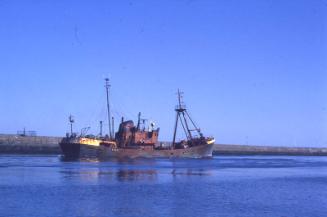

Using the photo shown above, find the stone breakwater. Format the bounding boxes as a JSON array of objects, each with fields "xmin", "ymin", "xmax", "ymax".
[
  {"xmin": 0, "ymin": 134, "xmax": 326, "ymax": 155},
  {"xmin": 0, "ymin": 134, "xmax": 61, "ymax": 154},
  {"xmin": 214, "ymin": 144, "xmax": 327, "ymax": 156}
]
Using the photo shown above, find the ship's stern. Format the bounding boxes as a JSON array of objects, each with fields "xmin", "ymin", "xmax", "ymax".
[{"xmin": 59, "ymin": 137, "xmax": 80, "ymax": 159}]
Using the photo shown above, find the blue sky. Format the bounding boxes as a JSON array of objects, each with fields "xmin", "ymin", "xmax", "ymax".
[{"xmin": 0, "ymin": 0, "xmax": 326, "ymax": 146}]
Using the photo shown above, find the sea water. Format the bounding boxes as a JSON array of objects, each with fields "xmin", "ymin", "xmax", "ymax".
[{"xmin": 0, "ymin": 155, "xmax": 326, "ymax": 217}]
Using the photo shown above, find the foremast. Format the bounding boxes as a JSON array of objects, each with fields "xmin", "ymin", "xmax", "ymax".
[{"xmin": 172, "ymin": 90, "xmax": 203, "ymax": 148}]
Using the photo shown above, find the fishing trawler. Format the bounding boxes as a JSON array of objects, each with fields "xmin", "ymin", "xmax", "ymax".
[{"xmin": 59, "ymin": 79, "xmax": 215, "ymax": 159}]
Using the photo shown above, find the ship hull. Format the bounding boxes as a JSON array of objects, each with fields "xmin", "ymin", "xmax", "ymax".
[
  {"xmin": 59, "ymin": 142, "xmax": 80, "ymax": 159},
  {"xmin": 60, "ymin": 142, "xmax": 214, "ymax": 159},
  {"xmin": 60, "ymin": 142, "xmax": 99, "ymax": 159},
  {"xmin": 97, "ymin": 143, "xmax": 214, "ymax": 159}
]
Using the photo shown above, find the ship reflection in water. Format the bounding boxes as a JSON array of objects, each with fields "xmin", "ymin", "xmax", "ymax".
[{"xmin": 59, "ymin": 157, "xmax": 212, "ymax": 183}]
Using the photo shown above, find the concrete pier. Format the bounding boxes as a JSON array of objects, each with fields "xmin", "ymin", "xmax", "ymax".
[
  {"xmin": 0, "ymin": 134, "xmax": 61, "ymax": 154},
  {"xmin": 214, "ymin": 144, "xmax": 327, "ymax": 156}
]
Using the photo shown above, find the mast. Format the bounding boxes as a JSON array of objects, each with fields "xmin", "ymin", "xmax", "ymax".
[
  {"xmin": 105, "ymin": 78, "xmax": 112, "ymax": 139},
  {"xmin": 172, "ymin": 112, "xmax": 179, "ymax": 148},
  {"xmin": 137, "ymin": 112, "xmax": 141, "ymax": 130},
  {"xmin": 112, "ymin": 117, "xmax": 115, "ymax": 139},
  {"xmin": 172, "ymin": 89, "xmax": 189, "ymax": 146},
  {"xmin": 172, "ymin": 89, "xmax": 202, "ymax": 147}
]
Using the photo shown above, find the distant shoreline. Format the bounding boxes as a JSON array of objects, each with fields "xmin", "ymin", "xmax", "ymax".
[{"xmin": 0, "ymin": 134, "xmax": 326, "ymax": 156}]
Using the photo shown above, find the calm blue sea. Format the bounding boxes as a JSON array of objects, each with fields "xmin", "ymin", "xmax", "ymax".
[{"xmin": 0, "ymin": 155, "xmax": 326, "ymax": 217}]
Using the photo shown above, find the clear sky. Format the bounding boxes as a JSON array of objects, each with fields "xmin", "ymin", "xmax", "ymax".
[{"xmin": 0, "ymin": 0, "xmax": 326, "ymax": 147}]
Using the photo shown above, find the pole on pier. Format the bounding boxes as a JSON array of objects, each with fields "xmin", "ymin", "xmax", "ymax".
[
  {"xmin": 99, "ymin": 121, "xmax": 103, "ymax": 137},
  {"xmin": 69, "ymin": 115, "xmax": 74, "ymax": 135}
]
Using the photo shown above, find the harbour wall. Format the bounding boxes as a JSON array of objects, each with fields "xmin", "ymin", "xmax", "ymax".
[
  {"xmin": 214, "ymin": 144, "xmax": 327, "ymax": 156},
  {"xmin": 0, "ymin": 134, "xmax": 326, "ymax": 156},
  {"xmin": 0, "ymin": 134, "xmax": 61, "ymax": 154}
]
